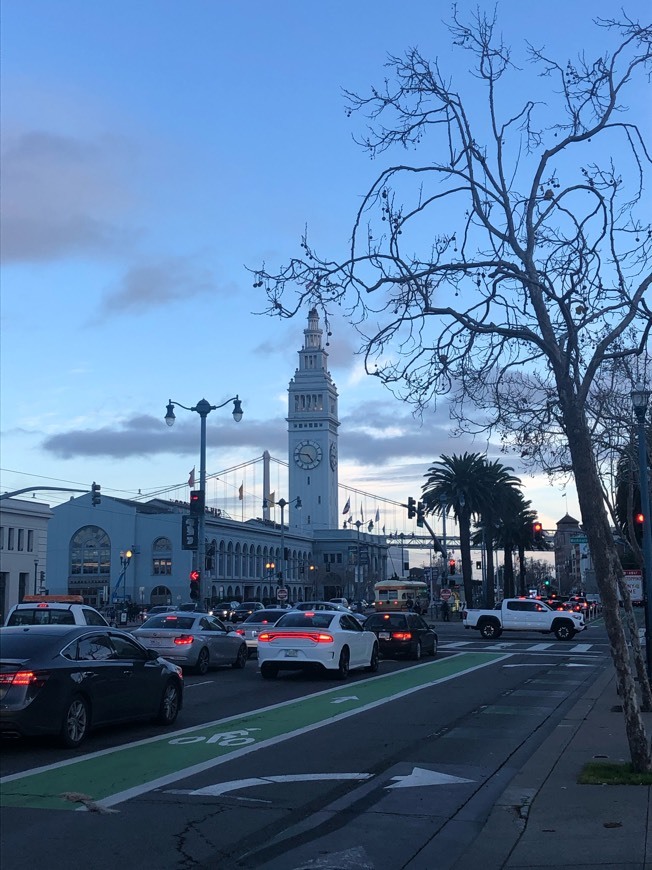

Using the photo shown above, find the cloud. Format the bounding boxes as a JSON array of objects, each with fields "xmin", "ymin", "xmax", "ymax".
[
  {"xmin": 91, "ymin": 258, "xmax": 225, "ymax": 320},
  {"xmin": 1, "ymin": 130, "xmax": 136, "ymax": 263}
]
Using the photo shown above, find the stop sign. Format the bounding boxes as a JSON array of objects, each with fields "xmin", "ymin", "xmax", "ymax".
[
  {"xmin": 276, "ymin": 587, "xmax": 288, "ymax": 601},
  {"xmin": 440, "ymin": 588, "xmax": 452, "ymax": 601}
]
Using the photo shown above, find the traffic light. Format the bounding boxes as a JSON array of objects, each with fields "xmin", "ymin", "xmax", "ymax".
[
  {"xmin": 449, "ymin": 558, "xmax": 456, "ymax": 575},
  {"xmin": 189, "ymin": 490, "xmax": 205, "ymax": 517},
  {"xmin": 533, "ymin": 521, "xmax": 543, "ymax": 543},
  {"xmin": 416, "ymin": 501, "xmax": 425, "ymax": 527},
  {"xmin": 91, "ymin": 482, "xmax": 101, "ymax": 506},
  {"xmin": 635, "ymin": 513, "xmax": 645, "ymax": 525},
  {"xmin": 189, "ymin": 569, "xmax": 200, "ymax": 600},
  {"xmin": 407, "ymin": 496, "xmax": 416, "ymax": 519}
]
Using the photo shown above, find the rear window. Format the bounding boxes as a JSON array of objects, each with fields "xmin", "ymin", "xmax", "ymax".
[
  {"xmin": 365, "ymin": 614, "xmax": 408, "ymax": 630},
  {"xmin": 0, "ymin": 632, "xmax": 67, "ymax": 658},
  {"xmin": 7, "ymin": 608, "xmax": 76, "ymax": 626},
  {"xmin": 141, "ymin": 615, "xmax": 195, "ymax": 630},
  {"xmin": 275, "ymin": 613, "xmax": 335, "ymax": 629},
  {"xmin": 243, "ymin": 611, "xmax": 282, "ymax": 624}
]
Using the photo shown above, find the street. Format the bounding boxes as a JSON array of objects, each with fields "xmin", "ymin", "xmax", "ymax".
[{"xmin": 0, "ymin": 620, "xmax": 613, "ymax": 869}]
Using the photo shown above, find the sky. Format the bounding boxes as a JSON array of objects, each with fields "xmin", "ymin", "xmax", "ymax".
[{"xmin": 2, "ymin": 0, "xmax": 649, "ymax": 539}]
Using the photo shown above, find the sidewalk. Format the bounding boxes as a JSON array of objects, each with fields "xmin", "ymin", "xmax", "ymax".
[{"xmin": 452, "ymin": 666, "xmax": 652, "ymax": 869}]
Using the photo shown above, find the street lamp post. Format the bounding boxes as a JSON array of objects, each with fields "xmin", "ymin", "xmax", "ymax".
[
  {"xmin": 631, "ymin": 384, "xmax": 652, "ymax": 680},
  {"xmin": 113, "ymin": 549, "xmax": 133, "ymax": 605},
  {"xmin": 275, "ymin": 497, "xmax": 302, "ymax": 592},
  {"xmin": 165, "ymin": 396, "xmax": 243, "ymax": 607}
]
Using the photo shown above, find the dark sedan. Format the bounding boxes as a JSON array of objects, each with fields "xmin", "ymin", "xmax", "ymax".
[
  {"xmin": 363, "ymin": 612, "xmax": 438, "ymax": 660},
  {"xmin": 0, "ymin": 625, "xmax": 183, "ymax": 748}
]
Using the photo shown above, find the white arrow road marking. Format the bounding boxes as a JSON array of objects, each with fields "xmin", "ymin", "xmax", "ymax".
[
  {"xmin": 386, "ymin": 766, "xmax": 474, "ymax": 789},
  {"xmin": 165, "ymin": 772, "xmax": 373, "ymax": 797},
  {"xmin": 331, "ymin": 696, "xmax": 359, "ymax": 704}
]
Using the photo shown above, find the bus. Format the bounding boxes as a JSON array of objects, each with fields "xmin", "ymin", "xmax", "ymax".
[{"xmin": 373, "ymin": 580, "xmax": 429, "ymax": 613}]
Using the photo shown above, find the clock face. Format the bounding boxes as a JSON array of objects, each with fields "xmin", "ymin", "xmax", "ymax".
[
  {"xmin": 329, "ymin": 442, "xmax": 338, "ymax": 470},
  {"xmin": 294, "ymin": 440, "xmax": 323, "ymax": 470}
]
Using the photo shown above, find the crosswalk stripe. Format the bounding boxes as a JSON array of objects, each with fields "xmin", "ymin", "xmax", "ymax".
[
  {"xmin": 528, "ymin": 643, "xmax": 554, "ymax": 651},
  {"xmin": 441, "ymin": 641, "xmax": 474, "ymax": 648},
  {"xmin": 569, "ymin": 643, "xmax": 593, "ymax": 653}
]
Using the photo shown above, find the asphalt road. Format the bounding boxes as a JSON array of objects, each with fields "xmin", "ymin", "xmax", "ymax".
[{"xmin": 0, "ymin": 619, "xmax": 612, "ymax": 870}]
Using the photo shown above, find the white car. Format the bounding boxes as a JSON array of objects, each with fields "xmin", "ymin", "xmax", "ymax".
[
  {"xmin": 257, "ymin": 609, "xmax": 379, "ymax": 679},
  {"xmin": 234, "ymin": 609, "xmax": 285, "ymax": 655},
  {"xmin": 5, "ymin": 596, "xmax": 109, "ymax": 627}
]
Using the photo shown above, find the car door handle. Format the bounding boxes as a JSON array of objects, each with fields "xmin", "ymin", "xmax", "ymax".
[{"xmin": 122, "ymin": 669, "xmax": 133, "ymax": 677}]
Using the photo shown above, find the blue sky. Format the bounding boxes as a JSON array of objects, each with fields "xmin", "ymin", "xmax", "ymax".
[{"xmin": 2, "ymin": 0, "xmax": 648, "ymax": 534}]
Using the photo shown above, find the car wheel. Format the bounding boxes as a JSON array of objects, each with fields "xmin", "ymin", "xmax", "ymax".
[
  {"xmin": 366, "ymin": 643, "xmax": 379, "ymax": 672},
  {"xmin": 430, "ymin": 636, "xmax": 438, "ymax": 657},
  {"xmin": 412, "ymin": 640, "xmax": 422, "ymax": 661},
  {"xmin": 232, "ymin": 643, "xmax": 248, "ymax": 669},
  {"xmin": 156, "ymin": 680, "xmax": 180, "ymax": 725},
  {"xmin": 479, "ymin": 620, "xmax": 500, "ymax": 640},
  {"xmin": 261, "ymin": 663, "xmax": 278, "ymax": 679},
  {"xmin": 195, "ymin": 647, "xmax": 210, "ymax": 675},
  {"xmin": 336, "ymin": 647, "xmax": 350, "ymax": 680},
  {"xmin": 60, "ymin": 695, "xmax": 90, "ymax": 748},
  {"xmin": 555, "ymin": 623, "xmax": 575, "ymax": 641}
]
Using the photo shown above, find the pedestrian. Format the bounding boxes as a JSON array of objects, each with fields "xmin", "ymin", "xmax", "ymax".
[{"xmin": 441, "ymin": 599, "xmax": 450, "ymax": 621}]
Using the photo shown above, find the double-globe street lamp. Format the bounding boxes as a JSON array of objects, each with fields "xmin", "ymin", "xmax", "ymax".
[
  {"xmin": 631, "ymin": 384, "xmax": 652, "ymax": 680},
  {"xmin": 265, "ymin": 496, "xmax": 302, "ymax": 594},
  {"xmin": 165, "ymin": 396, "xmax": 243, "ymax": 606}
]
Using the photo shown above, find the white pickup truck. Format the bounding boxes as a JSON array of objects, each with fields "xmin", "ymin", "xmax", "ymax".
[{"xmin": 462, "ymin": 598, "xmax": 586, "ymax": 640}]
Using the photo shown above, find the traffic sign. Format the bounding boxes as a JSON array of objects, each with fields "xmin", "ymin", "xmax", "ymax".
[
  {"xmin": 570, "ymin": 535, "xmax": 588, "ymax": 543},
  {"xmin": 440, "ymin": 588, "xmax": 452, "ymax": 601},
  {"xmin": 276, "ymin": 587, "xmax": 288, "ymax": 601}
]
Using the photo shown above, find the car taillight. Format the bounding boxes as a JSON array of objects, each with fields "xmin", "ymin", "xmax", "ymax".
[
  {"xmin": 391, "ymin": 632, "xmax": 412, "ymax": 640},
  {"xmin": 256, "ymin": 631, "xmax": 333, "ymax": 644},
  {"xmin": 174, "ymin": 635, "xmax": 194, "ymax": 645},
  {"xmin": 0, "ymin": 670, "xmax": 49, "ymax": 688},
  {"xmin": 235, "ymin": 629, "xmax": 245, "ymax": 636}
]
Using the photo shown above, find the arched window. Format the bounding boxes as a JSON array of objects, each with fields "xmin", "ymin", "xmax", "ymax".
[
  {"xmin": 70, "ymin": 526, "xmax": 110, "ymax": 576},
  {"xmin": 234, "ymin": 543, "xmax": 242, "ymax": 578},
  {"xmin": 152, "ymin": 536, "xmax": 172, "ymax": 576}
]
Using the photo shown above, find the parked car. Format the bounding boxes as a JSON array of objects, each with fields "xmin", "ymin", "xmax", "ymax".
[
  {"xmin": 133, "ymin": 612, "xmax": 247, "ymax": 674},
  {"xmin": 363, "ymin": 612, "xmax": 438, "ymax": 660},
  {"xmin": 5, "ymin": 595, "xmax": 109, "ymax": 628},
  {"xmin": 329, "ymin": 597, "xmax": 350, "ymax": 608},
  {"xmin": 0, "ymin": 625, "xmax": 183, "ymax": 747},
  {"xmin": 234, "ymin": 609, "xmax": 285, "ymax": 656},
  {"xmin": 257, "ymin": 609, "xmax": 379, "ymax": 679},
  {"xmin": 230, "ymin": 602, "xmax": 265, "ymax": 623}
]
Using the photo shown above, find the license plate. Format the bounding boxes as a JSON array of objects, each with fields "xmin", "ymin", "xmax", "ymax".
[
  {"xmin": 148, "ymin": 639, "xmax": 163, "ymax": 647},
  {"xmin": 379, "ymin": 632, "xmax": 390, "ymax": 640},
  {"xmin": 284, "ymin": 649, "xmax": 298, "ymax": 658}
]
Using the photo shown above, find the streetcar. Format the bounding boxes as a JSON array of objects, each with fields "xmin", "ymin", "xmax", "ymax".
[{"xmin": 373, "ymin": 579, "xmax": 429, "ymax": 613}]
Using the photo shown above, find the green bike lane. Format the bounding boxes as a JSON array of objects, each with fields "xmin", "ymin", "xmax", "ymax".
[{"xmin": 0, "ymin": 651, "xmax": 508, "ymax": 812}]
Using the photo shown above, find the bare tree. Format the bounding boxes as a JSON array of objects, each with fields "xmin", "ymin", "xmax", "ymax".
[{"xmin": 255, "ymin": 11, "xmax": 652, "ymax": 769}]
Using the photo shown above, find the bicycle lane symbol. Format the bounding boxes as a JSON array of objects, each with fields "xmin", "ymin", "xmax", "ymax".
[{"xmin": 169, "ymin": 729, "xmax": 261, "ymax": 747}]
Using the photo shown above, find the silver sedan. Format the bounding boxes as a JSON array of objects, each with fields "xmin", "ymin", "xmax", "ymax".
[
  {"xmin": 133, "ymin": 612, "xmax": 247, "ymax": 675},
  {"xmin": 234, "ymin": 609, "xmax": 284, "ymax": 656}
]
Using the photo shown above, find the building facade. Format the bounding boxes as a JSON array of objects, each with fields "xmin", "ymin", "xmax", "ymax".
[{"xmin": 0, "ymin": 498, "xmax": 52, "ymax": 621}]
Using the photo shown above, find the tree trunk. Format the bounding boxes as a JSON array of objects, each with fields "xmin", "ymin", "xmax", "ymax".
[
  {"xmin": 459, "ymin": 509, "xmax": 474, "ymax": 606},
  {"xmin": 618, "ymin": 576, "xmax": 652, "ymax": 712},
  {"xmin": 518, "ymin": 545, "xmax": 527, "ymax": 595},
  {"xmin": 503, "ymin": 546, "xmax": 515, "ymax": 598},
  {"xmin": 485, "ymin": 529, "xmax": 496, "ymax": 607},
  {"xmin": 559, "ymin": 393, "xmax": 651, "ymax": 771}
]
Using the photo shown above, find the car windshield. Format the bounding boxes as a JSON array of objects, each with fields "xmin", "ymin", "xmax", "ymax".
[
  {"xmin": 275, "ymin": 613, "xmax": 335, "ymax": 629},
  {"xmin": 141, "ymin": 615, "xmax": 195, "ymax": 630},
  {"xmin": 243, "ymin": 611, "xmax": 281, "ymax": 624},
  {"xmin": 365, "ymin": 614, "xmax": 408, "ymax": 629}
]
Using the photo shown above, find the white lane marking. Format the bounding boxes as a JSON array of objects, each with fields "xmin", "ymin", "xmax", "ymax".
[
  {"xmin": 387, "ymin": 766, "xmax": 474, "ymax": 789},
  {"xmin": 331, "ymin": 696, "xmax": 359, "ymax": 704},
  {"xmin": 528, "ymin": 643, "xmax": 554, "ymax": 651},
  {"xmin": 166, "ymin": 773, "xmax": 373, "ymax": 797},
  {"xmin": 441, "ymin": 641, "xmax": 474, "ymax": 648},
  {"xmin": 185, "ymin": 681, "xmax": 212, "ymax": 688},
  {"xmin": 569, "ymin": 644, "xmax": 593, "ymax": 653}
]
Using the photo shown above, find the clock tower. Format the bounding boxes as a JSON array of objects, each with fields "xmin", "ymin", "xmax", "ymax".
[{"xmin": 287, "ymin": 308, "xmax": 339, "ymax": 530}]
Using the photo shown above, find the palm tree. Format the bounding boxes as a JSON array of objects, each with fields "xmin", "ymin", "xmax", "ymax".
[{"xmin": 421, "ymin": 453, "xmax": 511, "ymax": 606}]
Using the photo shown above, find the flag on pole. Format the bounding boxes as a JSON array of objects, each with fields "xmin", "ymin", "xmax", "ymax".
[
  {"xmin": 375, "ymin": 508, "xmax": 380, "ymax": 523},
  {"xmin": 342, "ymin": 497, "xmax": 350, "ymax": 515},
  {"xmin": 238, "ymin": 483, "xmax": 244, "ymax": 501},
  {"xmin": 268, "ymin": 492, "xmax": 275, "ymax": 506},
  {"xmin": 188, "ymin": 468, "xmax": 195, "ymax": 488}
]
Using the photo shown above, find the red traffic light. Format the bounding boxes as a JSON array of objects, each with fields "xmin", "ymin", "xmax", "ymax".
[
  {"xmin": 635, "ymin": 513, "xmax": 645, "ymax": 524},
  {"xmin": 448, "ymin": 559, "xmax": 456, "ymax": 575},
  {"xmin": 189, "ymin": 570, "xmax": 200, "ymax": 582}
]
